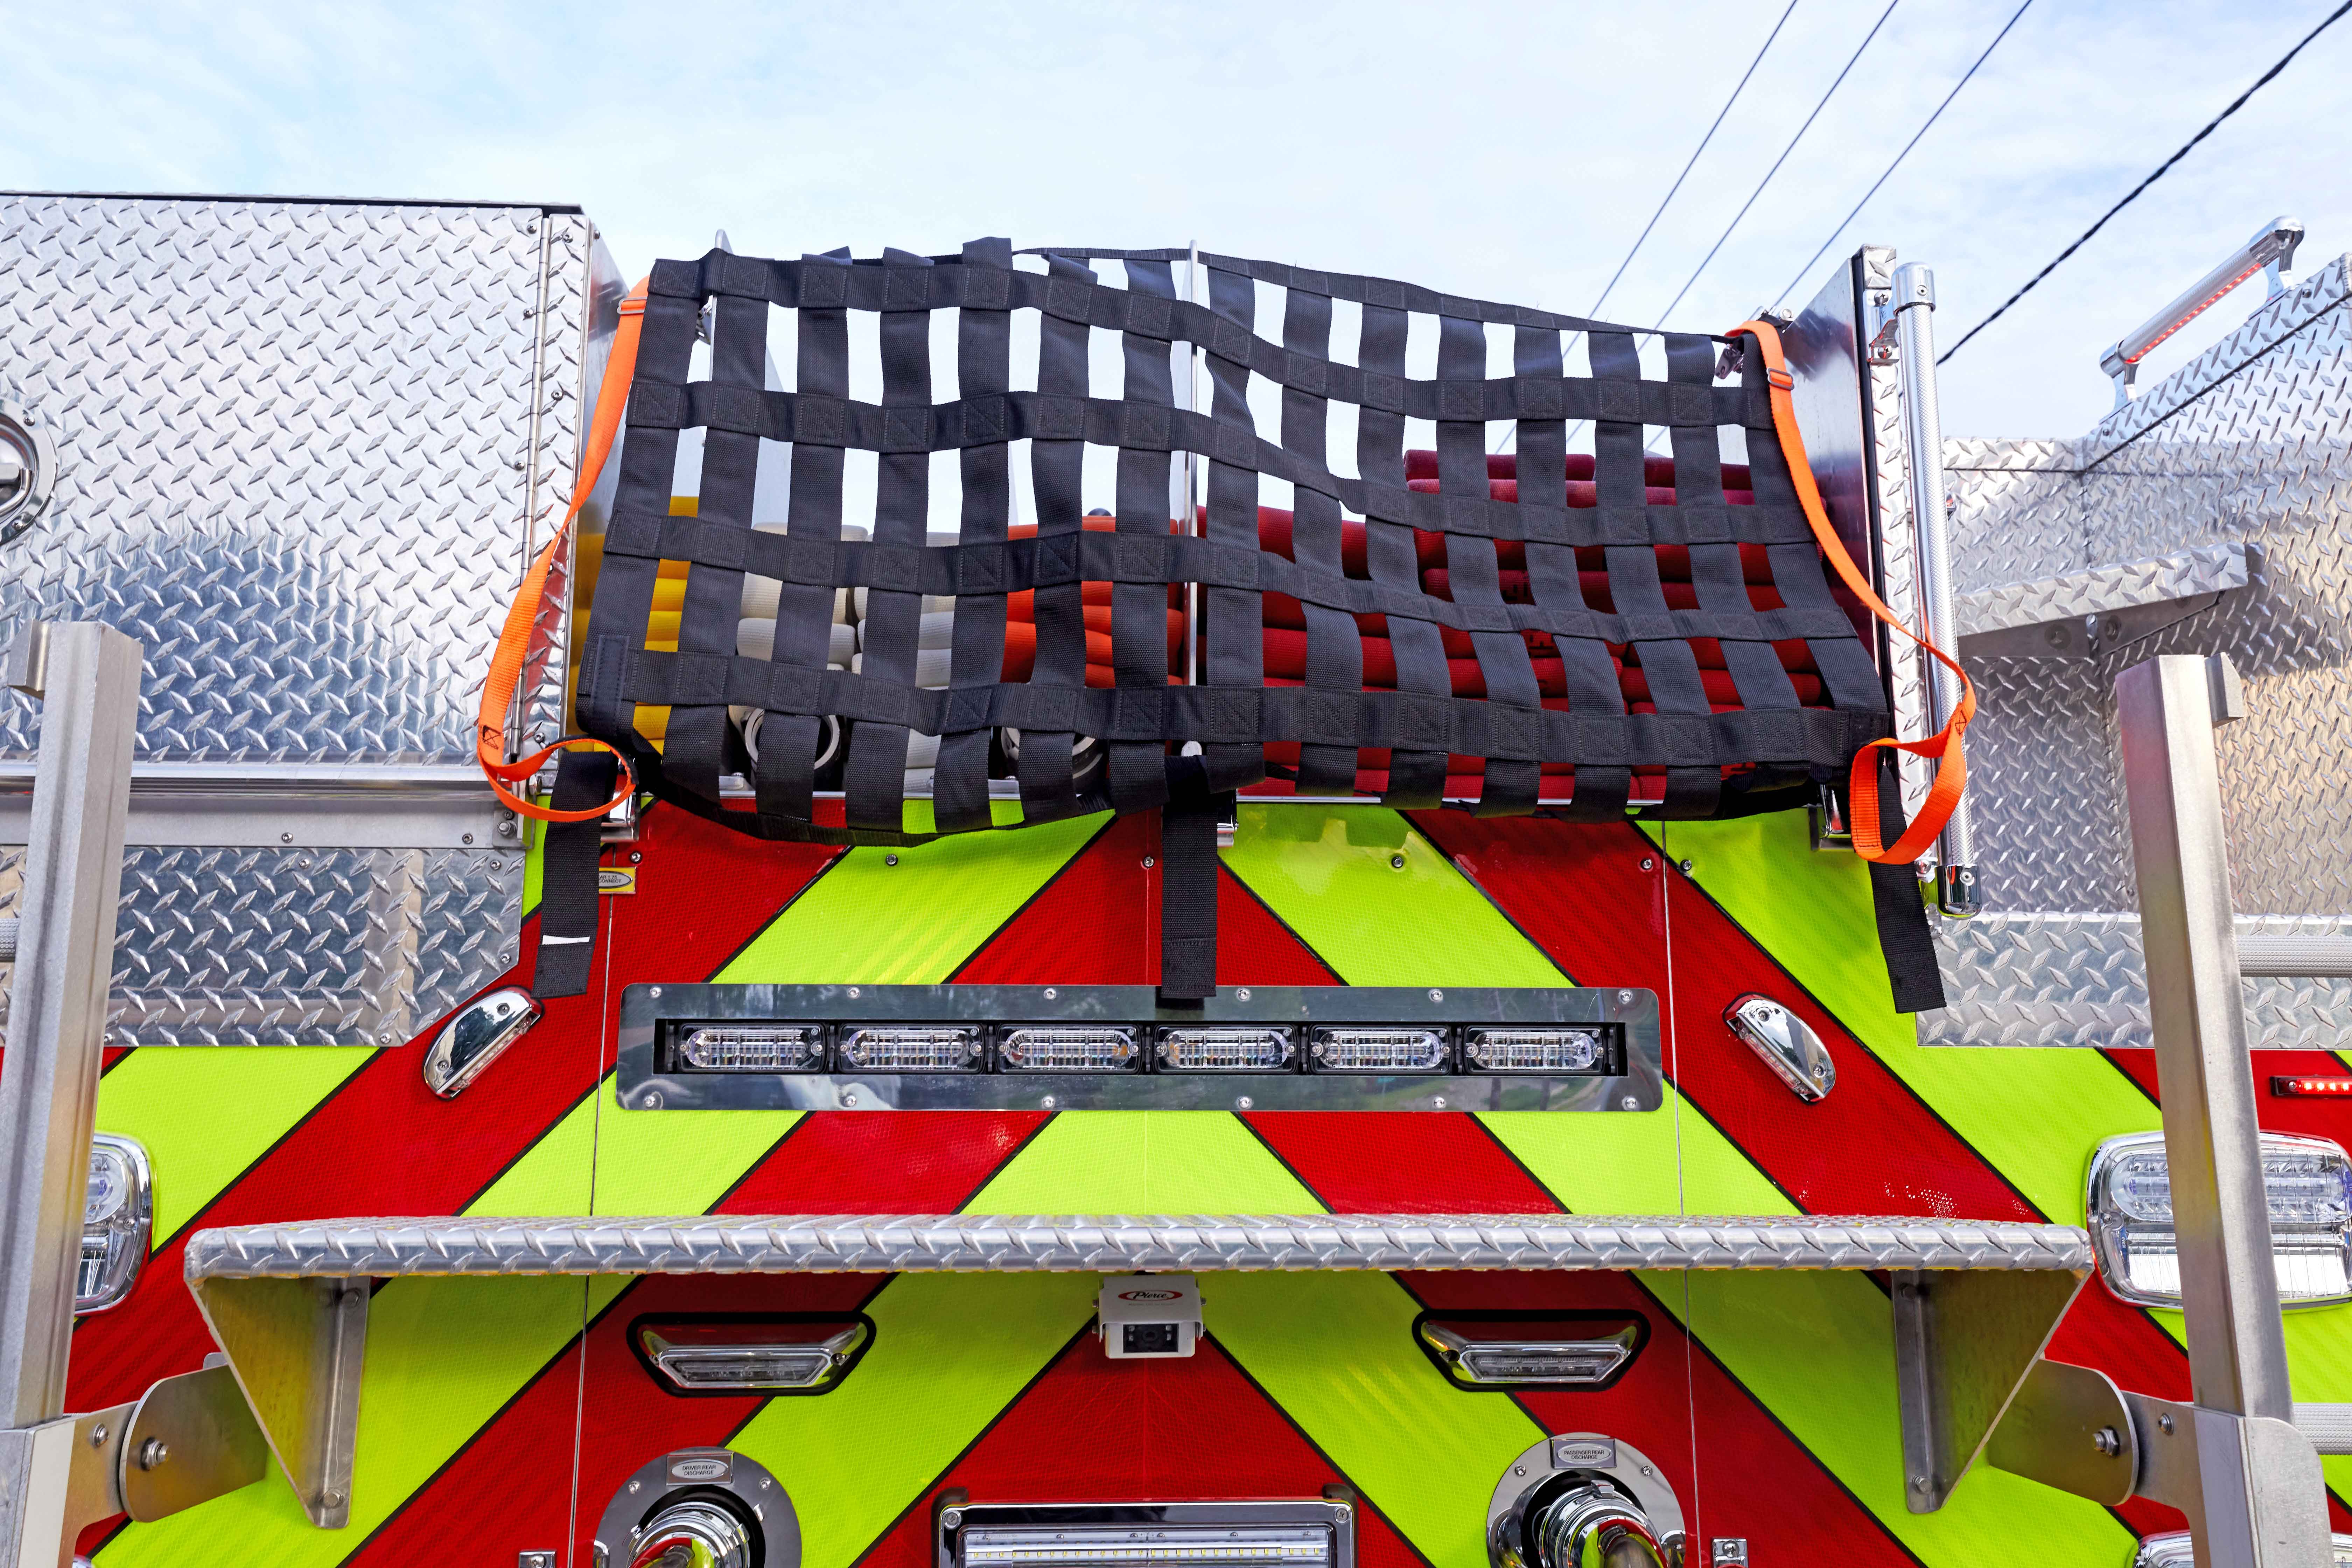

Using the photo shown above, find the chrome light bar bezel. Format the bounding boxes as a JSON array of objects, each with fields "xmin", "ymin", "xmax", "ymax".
[
  {"xmin": 2087, "ymin": 1129, "xmax": 2352, "ymax": 1309},
  {"xmin": 77, "ymin": 1131, "xmax": 153, "ymax": 1315},
  {"xmin": 630, "ymin": 1312, "xmax": 875, "ymax": 1397},
  {"xmin": 1414, "ymin": 1310, "xmax": 1648, "ymax": 1391},
  {"xmin": 624, "ymin": 984, "xmax": 1659, "ymax": 1114},
  {"xmin": 938, "ymin": 1499, "xmax": 1356, "ymax": 1568}
]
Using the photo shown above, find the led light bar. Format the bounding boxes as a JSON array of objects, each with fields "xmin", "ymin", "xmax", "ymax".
[
  {"xmin": 839, "ymin": 1024, "xmax": 984, "ymax": 1072},
  {"xmin": 999, "ymin": 1026, "xmax": 1141, "ymax": 1072},
  {"xmin": 1157, "ymin": 1026, "xmax": 1295, "ymax": 1072},
  {"xmin": 679, "ymin": 1024, "xmax": 825, "ymax": 1071},
  {"xmin": 77, "ymin": 1133, "xmax": 152, "ymax": 1315},
  {"xmin": 2275, "ymin": 1076, "xmax": 2352, "ymax": 1098},
  {"xmin": 2133, "ymin": 1530, "xmax": 2352, "ymax": 1568},
  {"xmin": 960, "ymin": 1528, "xmax": 1332, "ymax": 1568},
  {"xmin": 634, "ymin": 1318, "xmax": 871, "ymax": 1395},
  {"xmin": 1308, "ymin": 1027, "xmax": 1450, "ymax": 1073},
  {"xmin": 1464, "ymin": 1027, "xmax": 1605, "ymax": 1073},
  {"xmin": 2088, "ymin": 1130, "xmax": 2352, "ymax": 1307}
]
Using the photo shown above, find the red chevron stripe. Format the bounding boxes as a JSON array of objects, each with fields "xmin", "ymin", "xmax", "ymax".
[
  {"xmin": 855, "ymin": 1330, "xmax": 1429, "ymax": 1568},
  {"xmin": 1247, "ymin": 1111, "xmax": 1920, "ymax": 1564},
  {"xmin": 347, "ymin": 1111, "xmax": 1050, "ymax": 1566},
  {"xmin": 954, "ymin": 812, "xmax": 1336, "ymax": 986},
  {"xmin": 1402, "ymin": 813, "xmax": 2229, "ymax": 1539},
  {"xmin": 67, "ymin": 810, "xmax": 838, "ymax": 1452}
]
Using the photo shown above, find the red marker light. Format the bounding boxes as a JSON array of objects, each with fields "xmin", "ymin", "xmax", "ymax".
[{"xmin": 2271, "ymin": 1075, "xmax": 2352, "ymax": 1097}]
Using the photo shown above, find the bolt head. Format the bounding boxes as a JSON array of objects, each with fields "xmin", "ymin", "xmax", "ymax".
[
  {"xmin": 848, "ymin": 986, "xmax": 861, "ymax": 998},
  {"xmin": 2158, "ymin": 1413, "xmax": 2176, "ymax": 1435},
  {"xmin": 2092, "ymin": 1426, "xmax": 2121, "ymax": 1456},
  {"xmin": 139, "ymin": 1437, "xmax": 168, "ymax": 1470},
  {"xmin": 1678, "ymin": 858, "xmax": 1694, "ymax": 873},
  {"xmin": 1236, "ymin": 1095, "xmax": 1254, "ymax": 1111},
  {"xmin": 1041, "ymin": 1095, "xmax": 1057, "ymax": 1110},
  {"xmin": 1142, "ymin": 856, "xmax": 1155, "ymax": 868},
  {"xmin": 1514, "ymin": 1465, "xmax": 1527, "ymax": 1477},
  {"xmin": 1390, "ymin": 854, "xmax": 1406, "ymax": 869},
  {"xmin": 648, "ymin": 986, "xmax": 661, "ymax": 997},
  {"xmin": 1235, "ymin": 987, "xmax": 1251, "ymax": 1001},
  {"xmin": 1432, "ymin": 1096, "xmax": 1447, "ymax": 1109},
  {"xmin": 884, "ymin": 852, "xmax": 899, "ymax": 866},
  {"xmin": 88, "ymin": 1423, "xmax": 108, "ymax": 1447},
  {"xmin": 642, "ymin": 1091, "xmax": 662, "ymax": 1109},
  {"xmin": 280, "ymin": 831, "xmax": 295, "ymax": 844},
  {"xmin": 462, "ymin": 832, "xmax": 475, "ymax": 845},
  {"xmin": 1044, "ymin": 987, "xmax": 1058, "ymax": 1000},
  {"xmin": 1618, "ymin": 989, "xmax": 1634, "ymax": 1004},
  {"xmin": 1428, "ymin": 988, "xmax": 1443, "ymax": 1002},
  {"xmin": 942, "ymin": 1510, "xmax": 964, "ymax": 1530},
  {"xmin": 1640, "ymin": 857, "xmax": 1654, "ymax": 871},
  {"xmin": 1622, "ymin": 1095, "xmax": 1640, "ymax": 1110},
  {"xmin": 496, "ymin": 817, "xmax": 519, "ymax": 838}
]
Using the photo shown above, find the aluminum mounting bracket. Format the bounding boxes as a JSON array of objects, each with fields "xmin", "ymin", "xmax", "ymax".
[{"xmin": 1890, "ymin": 1265, "xmax": 2093, "ymax": 1512}]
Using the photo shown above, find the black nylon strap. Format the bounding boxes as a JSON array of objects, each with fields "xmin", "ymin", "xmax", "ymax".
[
  {"xmin": 1862, "ymin": 751, "xmax": 1947, "ymax": 1013},
  {"xmin": 1108, "ymin": 257, "xmax": 1179, "ymax": 814},
  {"xmin": 529, "ymin": 749, "xmax": 616, "ymax": 999},
  {"xmin": 936, "ymin": 237, "xmax": 1015, "ymax": 833},
  {"xmin": 1202, "ymin": 266, "xmax": 1265, "ymax": 795},
  {"xmin": 1284, "ymin": 283, "xmax": 1362, "ymax": 796},
  {"xmin": 1157, "ymin": 768, "xmax": 1226, "ymax": 1003},
  {"xmin": 1016, "ymin": 254, "xmax": 1094, "ymax": 822}
]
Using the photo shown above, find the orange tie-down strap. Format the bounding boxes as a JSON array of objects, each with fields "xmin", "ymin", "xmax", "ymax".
[
  {"xmin": 475, "ymin": 282, "xmax": 649, "ymax": 824},
  {"xmin": 1728, "ymin": 318, "xmax": 1973, "ymax": 866}
]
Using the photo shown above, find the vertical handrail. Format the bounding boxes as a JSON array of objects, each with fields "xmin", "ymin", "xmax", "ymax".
[
  {"xmin": 1891, "ymin": 263, "xmax": 1977, "ymax": 915},
  {"xmin": 0, "ymin": 623, "xmax": 141, "ymax": 1428},
  {"xmin": 2117, "ymin": 653, "xmax": 2330, "ymax": 1566}
]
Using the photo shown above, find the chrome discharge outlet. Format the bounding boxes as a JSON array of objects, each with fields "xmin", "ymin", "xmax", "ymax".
[
  {"xmin": 593, "ymin": 1447, "xmax": 799, "ymax": 1568},
  {"xmin": 1489, "ymin": 1435, "xmax": 1685, "ymax": 1568}
]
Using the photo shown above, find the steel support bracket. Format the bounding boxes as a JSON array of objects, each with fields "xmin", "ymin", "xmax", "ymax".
[
  {"xmin": 1985, "ymin": 1357, "xmax": 2138, "ymax": 1505},
  {"xmin": 1891, "ymin": 1265, "xmax": 2091, "ymax": 1512},
  {"xmin": 2123, "ymin": 1391, "xmax": 2332, "ymax": 1563},
  {"xmin": 188, "ymin": 1276, "xmax": 368, "ymax": 1528}
]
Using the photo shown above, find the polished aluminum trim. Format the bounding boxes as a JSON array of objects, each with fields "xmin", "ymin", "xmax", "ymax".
[
  {"xmin": 421, "ymin": 988, "xmax": 542, "ymax": 1099},
  {"xmin": 938, "ymin": 1500, "xmax": 1353, "ymax": 1568},
  {"xmin": 1954, "ymin": 542, "xmax": 2249, "ymax": 659},
  {"xmin": 2085, "ymin": 1128, "xmax": 2352, "ymax": 1310},
  {"xmin": 76, "ymin": 1132, "xmax": 153, "ymax": 1315},
  {"xmin": 1419, "ymin": 1319, "xmax": 1640, "ymax": 1388},
  {"xmin": 592, "ymin": 1448, "xmax": 795, "ymax": 1568},
  {"xmin": 0, "ymin": 400, "xmax": 58, "ymax": 546},
  {"xmin": 182, "ymin": 1213, "xmax": 2094, "ymax": 1280},
  {"xmin": 1486, "ymin": 1434, "xmax": 1684, "ymax": 1568},
  {"xmin": 1723, "ymin": 995, "xmax": 1835, "ymax": 1102},
  {"xmin": 2131, "ymin": 1528, "xmax": 2352, "ymax": 1568}
]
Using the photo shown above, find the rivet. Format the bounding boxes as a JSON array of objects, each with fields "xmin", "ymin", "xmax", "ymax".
[
  {"xmin": 1041, "ymin": 1095, "xmax": 1057, "ymax": 1110},
  {"xmin": 1678, "ymin": 859, "xmax": 1694, "ymax": 873},
  {"xmin": 843, "ymin": 1089, "xmax": 859, "ymax": 1106},
  {"xmin": 1514, "ymin": 1466, "xmax": 1527, "ymax": 1477},
  {"xmin": 1432, "ymin": 1096, "xmax": 1447, "ymax": 1109},
  {"xmin": 462, "ymin": 832, "xmax": 475, "ymax": 845},
  {"xmin": 280, "ymin": 831, "xmax": 295, "ymax": 844},
  {"xmin": 848, "ymin": 986, "xmax": 861, "ymax": 998},
  {"xmin": 648, "ymin": 986, "xmax": 661, "ymax": 997},
  {"xmin": 1428, "ymin": 988, "xmax": 1443, "ymax": 1002},
  {"xmin": 1235, "ymin": 987, "xmax": 1251, "ymax": 1001},
  {"xmin": 1390, "ymin": 854, "xmax": 1406, "ymax": 869},
  {"xmin": 88, "ymin": 1423, "xmax": 108, "ymax": 1447},
  {"xmin": 1909, "ymin": 1475, "xmax": 1928, "ymax": 1492},
  {"xmin": 322, "ymin": 1490, "xmax": 343, "ymax": 1508},
  {"xmin": 1044, "ymin": 987, "xmax": 1058, "ymax": 1000},
  {"xmin": 2158, "ymin": 1412, "xmax": 2176, "ymax": 1435},
  {"xmin": 1618, "ymin": 989, "xmax": 1634, "ymax": 1003},
  {"xmin": 1640, "ymin": 857, "xmax": 1654, "ymax": 871},
  {"xmin": 1142, "ymin": 856, "xmax": 1155, "ymax": 868},
  {"xmin": 642, "ymin": 1091, "xmax": 662, "ymax": 1109},
  {"xmin": 1236, "ymin": 1095, "xmax": 1254, "ymax": 1111},
  {"xmin": 1622, "ymin": 1095, "xmax": 1640, "ymax": 1110},
  {"xmin": 630, "ymin": 850, "xmax": 643, "ymax": 863},
  {"xmin": 630, "ymin": 1479, "xmax": 641, "ymax": 1493},
  {"xmin": 1641, "ymin": 1464, "xmax": 1654, "ymax": 1476},
  {"xmin": 884, "ymin": 853, "xmax": 899, "ymax": 866}
]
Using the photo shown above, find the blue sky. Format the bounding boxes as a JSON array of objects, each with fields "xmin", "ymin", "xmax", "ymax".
[{"xmin": 9, "ymin": 0, "xmax": 2344, "ymax": 441}]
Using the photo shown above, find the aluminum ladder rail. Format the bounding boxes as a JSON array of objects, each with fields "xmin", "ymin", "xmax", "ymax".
[{"xmin": 2116, "ymin": 653, "xmax": 2333, "ymax": 1567}]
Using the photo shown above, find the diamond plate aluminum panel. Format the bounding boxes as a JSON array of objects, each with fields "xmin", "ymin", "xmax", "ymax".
[
  {"xmin": 0, "ymin": 196, "xmax": 590, "ymax": 1042},
  {"xmin": 181, "ymin": 1212, "xmax": 2094, "ymax": 1279},
  {"xmin": 1935, "ymin": 255, "xmax": 2352, "ymax": 1044},
  {"xmin": 0, "ymin": 843, "xmax": 520, "ymax": 1045},
  {"xmin": 1956, "ymin": 542, "xmax": 2249, "ymax": 637},
  {"xmin": 1921, "ymin": 913, "xmax": 2352, "ymax": 1050}
]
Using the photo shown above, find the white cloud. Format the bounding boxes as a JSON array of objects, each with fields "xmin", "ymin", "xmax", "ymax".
[{"xmin": 6, "ymin": 0, "xmax": 2346, "ymax": 440}]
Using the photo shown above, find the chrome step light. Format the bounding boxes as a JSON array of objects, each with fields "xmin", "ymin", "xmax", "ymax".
[
  {"xmin": 838, "ymin": 1024, "xmax": 984, "ymax": 1072},
  {"xmin": 634, "ymin": 1316, "xmax": 872, "ymax": 1395},
  {"xmin": 1309, "ymin": 1027, "xmax": 1450, "ymax": 1073},
  {"xmin": 678, "ymin": 1024, "xmax": 826, "ymax": 1072},
  {"xmin": 1157, "ymin": 1025, "xmax": 1296, "ymax": 1072},
  {"xmin": 1488, "ymin": 1435, "xmax": 1684, "ymax": 1568},
  {"xmin": 422, "ymin": 986, "xmax": 542, "ymax": 1099},
  {"xmin": 1723, "ymin": 994, "xmax": 1835, "ymax": 1102},
  {"xmin": 1416, "ymin": 1312, "xmax": 1645, "ymax": 1389},
  {"xmin": 2087, "ymin": 1130, "xmax": 2352, "ymax": 1307},
  {"xmin": 77, "ymin": 1132, "xmax": 152, "ymax": 1314},
  {"xmin": 1464, "ymin": 1027, "xmax": 1606, "ymax": 1073},
  {"xmin": 940, "ymin": 1498, "xmax": 1354, "ymax": 1568},
  {"xmin": 592, "ymin": 1447, "xmax": 796, "ymax": 1568},
  {"xmin": 999, "ymin": 1026, "xmax": 1142, "ymax": 1073}
]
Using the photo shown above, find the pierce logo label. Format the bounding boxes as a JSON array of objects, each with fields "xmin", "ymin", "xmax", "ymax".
[{"xmin": 1118, "ymin": 1288, "xmax": 1183, "ymax": 1301}]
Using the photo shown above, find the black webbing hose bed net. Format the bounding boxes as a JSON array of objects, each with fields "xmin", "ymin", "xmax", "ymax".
[{"xmin": 541, "ymin": 240, "xmax": 1940, "ymax": 1009}]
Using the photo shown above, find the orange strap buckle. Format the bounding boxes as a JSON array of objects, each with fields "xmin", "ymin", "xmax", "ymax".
[
  {"xmin": 1728, "ymin": 317, "xmax": 1974, "ymax": 866},
  {"xmin": 474, "ymin": 284, "xmax": 650, "ymax": 825}
]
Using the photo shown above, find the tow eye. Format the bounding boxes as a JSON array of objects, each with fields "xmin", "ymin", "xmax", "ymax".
[
  {"xmin": 1488, "ymin": 1434, "xmax": 1684, "ymax": 1568},
  {"xmin": 594, "ymin": 1447, "xmax": 798, "ymax": 1568}
]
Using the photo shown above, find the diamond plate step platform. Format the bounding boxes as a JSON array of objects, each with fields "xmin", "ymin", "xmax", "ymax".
[{"xmin": 181, "ymin": 1211, "xmax": 2090, "ymax": 1529}]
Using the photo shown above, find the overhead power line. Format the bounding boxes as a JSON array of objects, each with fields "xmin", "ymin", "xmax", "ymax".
[
  {"xmin": 1770, "ymin": 0, "xmax": 2036, "ymax": 311},
  {"xmin": 1642, "ymin": 0, "xmax": 1901, "ymax": 332},
  {"xmin": 1494, "ymin": 0, "xmax": 1800, "ymax": 455},
  {"xmin": 1939, "ymin": 0, "xmax": 2352, "ymax": 365}
]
